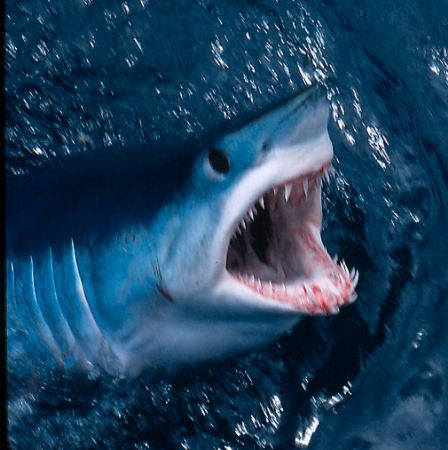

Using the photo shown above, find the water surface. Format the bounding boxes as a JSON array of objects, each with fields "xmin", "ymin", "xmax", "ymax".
[{"xmin": 6, "ymin": 0, "xmax": 448, "ymax": 448}]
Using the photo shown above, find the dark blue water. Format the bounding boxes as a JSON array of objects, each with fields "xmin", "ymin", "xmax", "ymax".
[{"xmin": 6, "ymin": 0, "xmax": 448, "ymax": 449}]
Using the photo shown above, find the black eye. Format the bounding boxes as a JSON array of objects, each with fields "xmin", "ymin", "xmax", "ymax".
[{"xmin": 208, "ymin": 148, "xmax": 230, "ymax": 174}]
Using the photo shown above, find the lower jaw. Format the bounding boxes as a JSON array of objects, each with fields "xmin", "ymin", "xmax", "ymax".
[{"xmin": 226, "ymin": 228, "xmax": 358, "ymax": 315}]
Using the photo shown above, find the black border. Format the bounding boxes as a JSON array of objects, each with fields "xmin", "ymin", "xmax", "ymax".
[{"xmin": 2, "ymin": 0, "xmax": 9, "ymax": 447}]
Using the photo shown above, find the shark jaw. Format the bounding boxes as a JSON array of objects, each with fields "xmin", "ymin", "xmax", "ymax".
[{"xmin": 223, "ymin": 161, "xmax": 359, "ymax": 315}]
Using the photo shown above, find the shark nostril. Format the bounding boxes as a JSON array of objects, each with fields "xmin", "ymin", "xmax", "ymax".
[{"xmin": 209, "ymin": 148, "xmax": 230, "ymax": 174}]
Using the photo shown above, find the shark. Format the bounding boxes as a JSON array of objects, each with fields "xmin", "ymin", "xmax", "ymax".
[{"xmin": 6, "ymin": 85, "xmax": 358, "ymax": 377}]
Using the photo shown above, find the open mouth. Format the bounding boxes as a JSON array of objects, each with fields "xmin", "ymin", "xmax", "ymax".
[{"xmin": 225, "ymin": 163, "xmax": 359, "ymax": 314}]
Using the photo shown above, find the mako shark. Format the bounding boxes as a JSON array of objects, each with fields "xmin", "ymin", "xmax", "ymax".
[{"xmin": 6, "ymin": 85, "xmax": 358, "ymax": 377}]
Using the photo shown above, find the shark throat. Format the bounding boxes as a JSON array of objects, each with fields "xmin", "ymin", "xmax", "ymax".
[{"xmin": 225, "ymin": 162, "xmax": 358, "ymax": 314}]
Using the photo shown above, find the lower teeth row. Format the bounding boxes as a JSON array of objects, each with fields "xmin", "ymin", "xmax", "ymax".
[{"xmin": 235, "ymin": 261, "xmax": 359, "ymax": 303}]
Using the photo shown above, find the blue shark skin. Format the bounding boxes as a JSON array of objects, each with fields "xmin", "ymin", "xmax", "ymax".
[{"xmin": 7, "ymin": 85, "xmax": 358, "ymax": 377}]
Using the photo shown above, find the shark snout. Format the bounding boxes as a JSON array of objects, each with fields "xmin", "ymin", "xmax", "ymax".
[{"xmin": 260, "ymin": 84, "xmax": 330, "ymax": 153}]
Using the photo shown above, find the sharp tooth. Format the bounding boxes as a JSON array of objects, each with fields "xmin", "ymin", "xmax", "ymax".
[
  {"xmin": 273, "ymin": 187, "xmax": 277, "ymax": 196},
  {"xmin": 284, "ymin": 184, "xmax": 292, "ymax": 202},
  {"xmin": 303, "ymin": 179, "xmax": 309, "ymax": 197},
  {"xmin": 350, "ymin": 268, "xmax": 355, "ymax": 279},
  {"xmin": 249, "ymin": 275, "xmax": 255, "ymax": 283},
  {"xmin": 282, "ymin": 283, "xmax": 286, "ymax": 293},
  {"xmin": 329, "ymin": 303, "xmax": 340, "ymax": 314},
  {"xmin": 332, "ymin": 255, "xmax": 338, "ymax": 263},
  {"xmin": 268, "ymin": 281, "xmax": 273, "ymax": 291},
  {"xmin": 241, "ymin": 220, "xmax": 246, "ymax": 230},
  {"xmin": 259, "ymin": 197, "xmax": 265, "ymax": 209},
  {"xmin": 324, "ymin": 171, "xmax": 330, "ymax": 183},
  {"xmin": 353, "ymin": 270, "xmax": 359, "ymax": 287},
  {"xmin": 249, "ymin": 209, "xmax": 254, "ymax": 221}
]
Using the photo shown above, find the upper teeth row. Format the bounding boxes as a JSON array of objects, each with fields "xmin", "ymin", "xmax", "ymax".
[
  {"xmin": 269, "ymin": 166, "xmax": 332, "ymax": 204},
  {"xmin": 234, "ymin": 166, "xmax": 332, "ymax": 234}
]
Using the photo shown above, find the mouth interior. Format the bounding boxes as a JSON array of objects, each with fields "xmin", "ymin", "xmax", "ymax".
[{"xmin": 225, "ymin": 165, "xmax": 358, "ymax": 314}]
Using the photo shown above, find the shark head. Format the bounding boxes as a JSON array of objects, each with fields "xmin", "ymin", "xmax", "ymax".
[{"xmin": 151, "ymin": 85, "xmax": 359, "ymax": 364}]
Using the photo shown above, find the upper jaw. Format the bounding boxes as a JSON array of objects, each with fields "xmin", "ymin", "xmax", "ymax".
[
  {"xmin": 224, "ymin": 153, "xmax": 333, "ymax": 259},
  {"xmin": 232, "ymin": 160, "xmax": 333, "ymax": 235}
]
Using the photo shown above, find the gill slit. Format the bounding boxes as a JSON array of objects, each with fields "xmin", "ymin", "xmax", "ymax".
[
  {"xmin": 69, "ymin": 239, "xmax": 104, "ymax": 340},
  {"xmin": 48, "ymin": 246, "xmax": 86, "ymax": 363},
  {"xmin": 70, "ymin": 239, "xmax": 121, "ymax": 368},
  {"xmin": 29, "ymin": 255, "xmax": 62, "ymax": 358}
]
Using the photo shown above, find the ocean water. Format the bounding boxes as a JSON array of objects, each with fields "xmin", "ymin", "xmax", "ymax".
[{"xmin": 5, "ymin": 0, "xmax": 448, "ymax": 449}]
